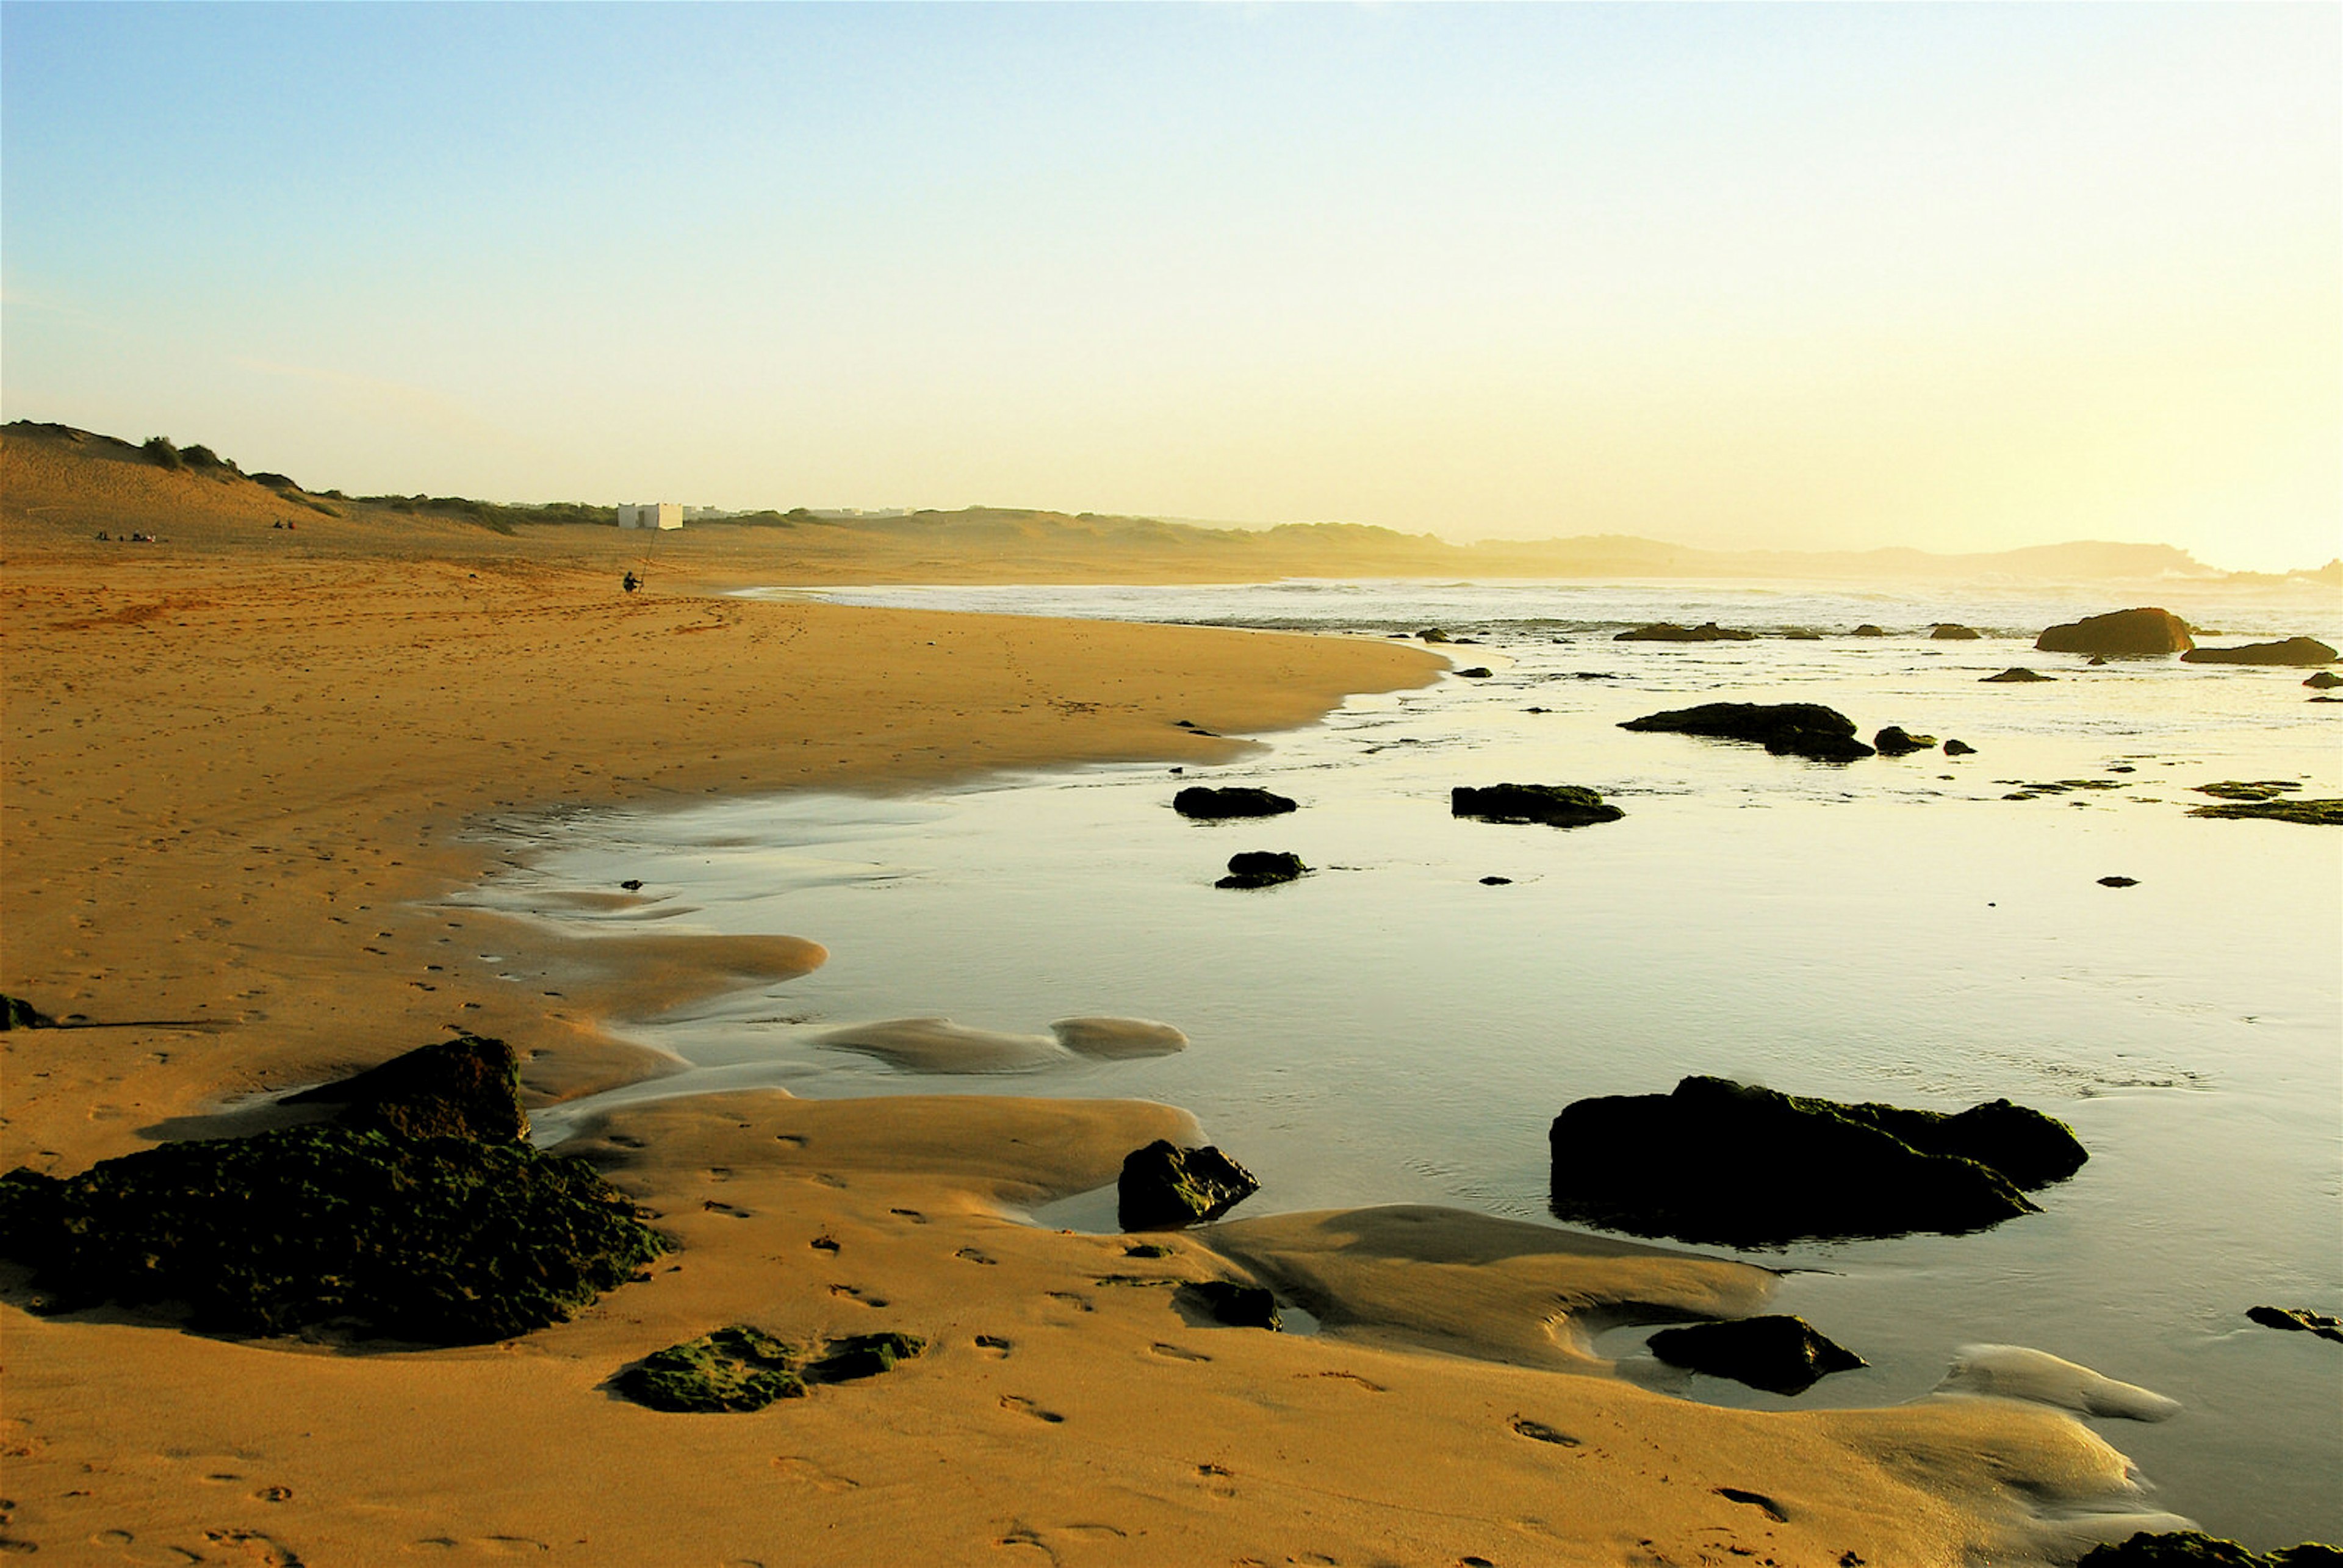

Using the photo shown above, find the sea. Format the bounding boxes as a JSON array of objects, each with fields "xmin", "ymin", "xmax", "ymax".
[{"xmin": 463, "ymin": 577, "xmax": 2341, "ymax": 1548}]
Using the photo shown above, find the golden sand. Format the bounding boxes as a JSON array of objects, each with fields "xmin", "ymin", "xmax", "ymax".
[{"xmin": 0, "ymin": 428, "xmax": 2175, "ymax": 1564}]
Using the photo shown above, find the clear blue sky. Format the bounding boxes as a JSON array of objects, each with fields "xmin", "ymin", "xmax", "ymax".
[{"xmin": 4, "ymin": 2, "xmax": 2336, "ymax": 569}]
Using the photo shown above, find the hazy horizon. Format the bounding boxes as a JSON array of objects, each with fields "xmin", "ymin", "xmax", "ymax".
[{"xmin": 4, "ymin": 4, "xmax": 2336, "ymax": 572}]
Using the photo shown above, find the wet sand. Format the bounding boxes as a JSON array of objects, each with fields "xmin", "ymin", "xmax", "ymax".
[{"xmin": 0, "ymin": 428, "xmax": 2183, "ymax": 1564}]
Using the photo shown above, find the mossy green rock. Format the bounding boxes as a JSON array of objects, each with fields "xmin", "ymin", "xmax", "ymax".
[
  {"xmin": 1118, "ymin": 1140, "xmax": 1260, "ymax": 1230},
  {"xmin": 282, "ymin": 1031, "xmax": 531, "ymax": 1143},
  {"xmin": 0, "ymin": 1123, "xmax": 664, "ymax": 1343},
  {"xmin": 2078, "ymin": 1531, "xmax": 2341, "ymax": 1567},
  {"xmin": 617, "ymin": 1327, "xmax": 926, "ymax": 1412},
  {"xmin": 1549, "ymin": 1076, "xmax": 2086, "ymax": 1246},
  {"xmin": 2189, "ymin": 798, "xmax": 2343, "ymax": 825}
]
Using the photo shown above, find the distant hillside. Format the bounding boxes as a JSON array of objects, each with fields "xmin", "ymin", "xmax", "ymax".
[{"xmin": 4, "ymin": 420, "xmax": 2328, "ymax": 586}]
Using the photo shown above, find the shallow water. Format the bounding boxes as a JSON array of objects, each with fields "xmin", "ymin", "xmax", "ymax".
[{"xmin": 467, "ymin": 578, "xmax": 2341, "ymax": 1547}]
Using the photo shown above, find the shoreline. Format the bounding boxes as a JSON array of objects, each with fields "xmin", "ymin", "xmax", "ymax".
[{"xmin": 1, "ymin": 447, "xmax": 2197, "ymax": 1564}]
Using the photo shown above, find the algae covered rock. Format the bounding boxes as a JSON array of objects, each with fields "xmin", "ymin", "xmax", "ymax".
[
  {"xmin": 0, "ymin": 1122, "xmax": 664, "ymax": 1343},
  {"xmin": 1646, "ymin": 1315, "xmax": 1866, "ymax": 1395},
  {"xmin": 1613, "ymin": 621, "xmax": 1756, "ymax": 642},
  {"xmin": 620, "ymin": 1325, "xmax": 808, "ymax": 1412},
  {"xmin": 1929, "ymin": 624, "xmax": 1981, "ymax": 640},
  {"xmin": 1174, "ymin": 785, "xmax": 1298, "ymax": 820},
  {"xmin": 1217, "ymin": 851, "xmax": 1308, "ymax": 890},
  {"xmin": 2247, "ymin": 1305, "xmax": 2343, "ymax": 1343},
  {"xmin": 1, "ymin": 994, "xmax": 57, "ymax": 1030},
  {"xmin": 1850, "ymin": 624, "xmax": 1888, "ymax": 637},
  {"xmin": 1547, "ymin": 1076, "xmax": 2085, "ymax": 1246},
  {"xmin": 1872, "ymin": 726, "xmax": 1937, "ymax": 756},
  {"xmin": 1618, "ymin": 702, "xmax": 1874, "ymax": 763},
  {"xmin": 2035, "ymin": 608, "xmax": 2194, "ymax": 657},
  {"xmin": 2180, "ymin": 638, "xmax": 2337, "ymax": 666},
  {"xmin": 1119, "ymin": 1140, "xmax": 1260, "ymax": 1230},
  {"xmin": 2188, "ymin": 799, "xmax": 2343, "ymax": 825},
  {"xmin": 283, "ymin": 1031, "xmax": 531, "ymax": 1143},
  {"xmin": 2308, "ymin": 671, "xmax": 2343, "ymax": 689},
  {"xmin": 616, "ymin": 1327, "xmax": 927, "ymax": 1412},
  {"xmin": 2079, "ymin": 1532, "xmax": 2342, "ymax": 1567},
  {"xmin": 1451, "ymin": 783, "xmax": 1625, "ymax": 828}
]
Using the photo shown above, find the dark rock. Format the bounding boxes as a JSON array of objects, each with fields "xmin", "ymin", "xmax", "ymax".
[
  {"xmin": 1872, "ymin": 726, "xmax": 1937, "ymax": 756},
  {"xmin": 1479, "ymin": 876, "xmax": 1513, "ymax": 885},
  {"xmin": 283, "ymin": 1032, "xmax": 530, "ymax": 1143},
  {"xmin": 620, "ymin": 878, "xmax": 643, "ymax": 891},
  {"xmin": 2180, "ymin": 637, "xmax": 2338, "ymax": 666},
  {"xmin": 1851, "ymin": 624, "xmax": 1887, "ymax": 637},
  {"xmin": 1613, "ymin": 621, "xmax": 1756, "ymax": 642},
  {"xmin": 1173, "ymin": 785, "xmax": 1297, "ymax": 820},
  {"xmin": 1782, "ymin": 630, "xmax": 1823, "ymax": 640},
  {"xmin": 1217, "ymin": 851, "xmax": 1307, "ymax": 890},
  {"xmin": 1943, "ymin": 739, "xmax": 1977, "ymax": 756},
  {"xmin": 1452, "ymin": 783, "xmax": 1624, "ymax": 828},
  {"xmin": 1982, "ymin": 667, "xmax": 2054, "ymax": 683},
  {"xmin": 1929, "ymin": 624, "xmax": 1981, "ymax": 640},
  {"xmin": 2194, "ymin": 780, "xmax": 2297, "ymax": 802},
  {"xmin": 1646, "ymin": 1315, "xmax": 1866, "ymax": 1395},
  {"xmin": 0, "ymin": 1122, "xmax": 665, "ymax": 1343},
  {"xmin": 2189, "ymin": 799, "xmax": 2343, "ymax": 825},
  {"xmin": 1618, "ymin": 702, "xmax": 1874, "ymax": 762},
  {"xmin": 1454, "ymin": 666, "xmax": 1494, "ymax": 678},
  {"xmin": 2090, "ymin": 655, "xmax": 2109, "ymax": 666},
  {"xmin": 2099, "ymin": 876, "xmax": 2138, "ymax": 888},
  {"xmin": 2078, "ymin": 1532, "xmax": 2343, "ymax": 1567},
  {"xmin": 2034, "ymin": 608, "xmax": 2194, "ymax": 657},
  {"xmin": 1547, "ymin": 1076, "xmax": 2085, "ymax": 1246},
  {"xmin": 1119, "ymin": 1140, "xmax": 1260, "ymax": 1230},
  {"xmin": 1179, "ymin": 1279, "xmax": 1281, "ymax": 1329},
  {"xmin": 619, "ymin": 1326, "xmax": 807, "ymax": 1411},
  {"xmin": 2247, "ymin": 1305, "xmax": 2343, "ymax": 1343},
  {"xmin": 1419, "ymin": 628, "xmax": 1451, "ymax": 643},
  {"xmin": 1, "ymin": 994, "xmax": 57, "ymax": 1030},
  {"xmin": 2307, "ymin": 671, "xmax": 2343, "ymax": 689}
]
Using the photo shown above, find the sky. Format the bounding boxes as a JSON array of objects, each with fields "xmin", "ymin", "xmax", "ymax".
[{"xmin": 3, "ymin": 4, "xmax": 2337, "ymax": 571}]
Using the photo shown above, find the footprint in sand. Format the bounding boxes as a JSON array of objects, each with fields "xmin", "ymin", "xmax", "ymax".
[
  {"xmin": 202, "ymin": 1530, "xmax": 305, "ymax": 1566},
  {"xmin": 810, "ymin": 1236, "xmax": 841, "ymax": 1254},
  {"xmin": 1045, "ymin": 1290, "xmax": 1093, "ymax": 1314},
  {"xmin": 1311, "ymin": 1370, "xmax": 1387, "ymax": 1392},
  {"xmin": 1715, "ymin": 1487, "xmax": 1790, "ymax": 1523},
  {"xmin": 771, "ymin": 1457, "xmax": 860, "ymax": 1494},
  {"xmin": 1509, "ymin": 1416, "xmax": 1582, "ymax": 1448},
  {"xmin": 828, "ymin": 1284, "xmax": 888, "ymax": 1307},
  {"xmin": 973, "ymin": 1335, "xmax": 1013, "ymax": 1358},
  {"xmin": 999, "ymin": 1395, "xmax": 1066, "ymax": 1425},
  {"xmin": 1150, "ymin": 1342, "xmax": 1211, "ymax": 1362},
  {"xmin": 956, "ymin": 1247, "xmax": 998, "ymax": 1265},
  {"xmin": 888, "ymin": 1207, "xmax": 925, "ymax": 1223}
]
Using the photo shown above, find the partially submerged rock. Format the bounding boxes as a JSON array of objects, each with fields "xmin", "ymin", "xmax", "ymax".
[
  {"xmin": 616, "ymin": 1326, "xmax": 926, "ymax": 1412},
  {"xmin": 2307, "ymin": 671, "xmax": 2342, "ymax": 689},
  {"xmin": 2179, "ymin": 637, "xmax": 2337, "ymax": 666},
  {"xmin": 1873, "ymin": 725, "xmax": 1937, "ymax": 756},
  {"xmin": 1452, "ymin": 783, "xmax": 1624, "ymax": 827},
  {"xmin": 283, "ymin": 1031, "xmax": 530, "ymax": 1143},
  {"xmin": 2247, "ymin": 1305, "xmax": 2343, "ymax": 1343},
  {"xmin": 1851, "ymin": 624, "xmax": 1887, "ymax": 637},
  {"xmin": 2194, "ymin": 780, "xmax": 2298, "ymax": 802},
  {"xmin": 1943, "ymin": 738, "xmax": 1977, "ymax": 755},
  {"xmin": 2035, "ymin": 608, "xmax": 2194, "ymax": 657},
  {"xmin": 1929, "ymin": 624, "xmax": 1981, "ymax": 640},
  {"xmin": 1982, "ymin": 667, "xmax": 2054, "ymax": 683},
  {"xmin": 1618, "ymin": 702, "xmax": 1874, "ymax": 762},
  {"xmin": 1119, "ymin": 1139, "xmax": 1260, "ymax": 1230},
  {"xmin": 1547, "ymin": 1076, "xmax": 2086, "ymax": 1246},
  {"xmin": 2078, "ymin": 1532, "xmax": 2342, "ymax": 1567},
  {"xmin": 1646, "ymin": 1315, "xmax": 1865, "ymax": 1395},
  {"xmin": 1454, "ymin": 666, "xmax": 1493, "ymax": 678},
  {"xmin": 1614, "ymin": 621, "xmax": 1755, "ymax": 642},
  {"xmin": 0, "ymin": 1121, "xmax": 664, "ymax": 1343},
  {"xmin": 1179, "ymin": 1279, "xmax": 1281, "ymax": 1329},
  {"xmin": 1217, "ymin": 851, "xmax": 1308, "ymax": 890},
  {"xmin": 1173, "ymin": 785, "xmax": 1297, "ymax": 819},
  {"xmin": 2188, "ymin": 799, "xmax": 2343, "ymax": 825}
]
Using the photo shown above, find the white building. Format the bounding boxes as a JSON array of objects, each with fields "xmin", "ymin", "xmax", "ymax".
[{"xmin": 617, "ymin": 502, "xmax": 683, "ymax": 530}]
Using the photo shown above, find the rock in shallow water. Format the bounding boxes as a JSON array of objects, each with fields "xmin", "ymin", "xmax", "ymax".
[
  {"xmin": 1173, "ymin": 785, "xmax": 1297, "ymax": 819},
  {"xmin": 1618, "ymin": 702, "xmax": 1874, "ymax": 762},
  {"xmin": 1451, "ymin": 783, "xmax": 1624, "ymax": 827},
  {"xmin": 1982, "ymin": 667, "xmax": 2054, "ymax": 682},
  {"xmin": 1873, "ymin": 725, "xmax": 1937, "ymax": 756},
  {"xmin": 2079, "ymin": 1531, "xmax": 2342, "ymax": 1566},
  {"xmin": 1646, "ymin": 1315, "xmax": 1866, "ymax": 1395},
  {"xmin": 2179, "ymin": 637, "xmax": 2337, "ymax": 666},
  {"xmin": 1217, "ymin": 850, "xmax": 1308, "ymax": 888},
  {"xmin": 2035, "ymin": 607, "xmax": 2195, "ymax": 656},
  {"xmin": 1119, "ymin": 1140, "xmax": 1261, "ymax": 1230},
  {"xmin": 1613, "ymin": 620, "xmax": 1757, "ymax": 642},
  {"xmin": 2247, "ymin": 1304, "xmax": 2343, "ymax": 1343},
  {"xmin": 1547, "ymin": 1076, "xmax": 2085, "ymax": 1246}
]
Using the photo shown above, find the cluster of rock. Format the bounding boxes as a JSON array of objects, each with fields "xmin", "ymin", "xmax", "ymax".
[
  {"xmin": 1547, "ymin": 1076, "xmax": 2087, "ymax": 1247},
  {"xmin": 1614, "ymin": 702, "xmax": 1974, "ymax": 763},
  {"xmin": 0, "ymin": 1034, "xmax": 665, "ymax": 1344},
  {"xmin": 2078, "ymin": 1533, "xmax": 2342, "ymax": 1566},
  {"xmin": 616, "ymin": 1325, "xmax": 924, "ymax": 1412},
  {"xmin": 1614, "ymin": 622, "xmax": 1755, "ymax": 642}
]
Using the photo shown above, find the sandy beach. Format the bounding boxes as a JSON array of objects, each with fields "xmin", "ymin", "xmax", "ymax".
[{"xmin": 1, "ymin": 429, "xmax": 2198, "ymax": 1564}]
